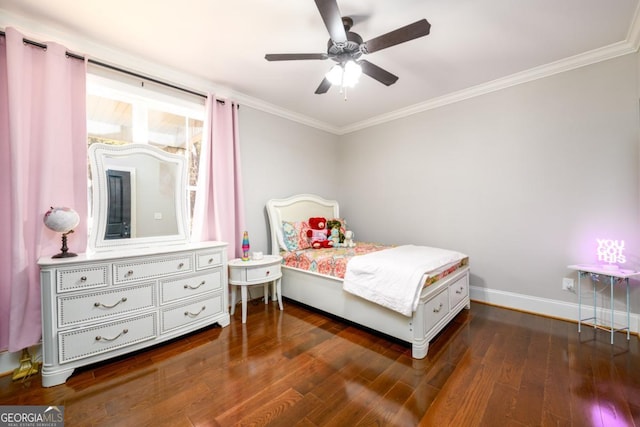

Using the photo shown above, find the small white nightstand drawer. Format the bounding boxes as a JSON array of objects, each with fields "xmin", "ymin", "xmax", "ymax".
[
  {"xmin": 58, "ymin": 313, "xmax": 157, "ymax": 363},
  {"xmin": 246, "ymin": 264, "xmax": 281, "ymax": 282},
  {"xmin": 57, "ymin": 265, "xmax": 109, "ymax": 293},
  {"xmin": 161, "ymin": 295, "xmax": 223, "ymax": 332},
  {"xmin": 196, "ymin": 251, "xmax": 223, "ymax": 270},
  {"xmin": 229, "ymin": 255, "xmax": 282, "ymax": 284},
  {"xmin": 57, "ymin": 283, "xmax": 156, "ymax": 327},
  {"xmin": 160, "ymin": 269, "xmax": 223, "ymax": 304},
  {"xmin": 113, "ymin": 255, "xmax": 193, "ymax": 284}
]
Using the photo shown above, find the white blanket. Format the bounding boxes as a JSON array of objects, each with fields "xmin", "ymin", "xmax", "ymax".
[{"xmin": 342, "ymin": 245, "xmax": 467, "ymax": 317}]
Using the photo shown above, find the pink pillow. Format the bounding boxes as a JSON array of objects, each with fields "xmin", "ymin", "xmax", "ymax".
[{"xmin": 281, "ymin": 221, "xmax": 311, "ymax": 251}]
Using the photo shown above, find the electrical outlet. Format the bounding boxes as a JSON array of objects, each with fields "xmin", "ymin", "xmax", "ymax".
[{"xmin": 562, "ymin": 278, "xmax": 574, "ymax": 291}]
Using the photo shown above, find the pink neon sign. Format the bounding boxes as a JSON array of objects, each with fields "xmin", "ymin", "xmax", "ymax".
[{"xmin": 596, "ymin": 238, "xmax": 626, "ymax": 264}]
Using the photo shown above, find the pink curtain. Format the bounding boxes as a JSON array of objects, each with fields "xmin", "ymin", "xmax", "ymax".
[
  {"xmin": 0, "ymin": 28, "xmax": 87, "ymax": 352},
  {"xmin": 191, "ymin": 95, "xmax": 245, "ymax": 259}
]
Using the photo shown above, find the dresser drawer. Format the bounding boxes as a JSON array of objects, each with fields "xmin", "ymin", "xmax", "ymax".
[
  {"xmin": 57, "ymin": 265, "xmax": 109, "ymax": 293},
  {"xmin": 424, "ymin": 288, "xmax": 449, "ymax": 329},
  {"xmin": 196, "ymin": 250, "xmax": 223, "ymax": 270},
  {"xmin": 160, "ymin": 269, "xmax": 223, "ymax": 304},
  {"xmin": 57, "ymin": 283, "xmax": 156, "ymax": 327},
  {"xmin": 113, "ymin": 254, "xmax": 193, "ymax": 284},
  {"xmin": 449, "ymin": 274, "xmax": 469, "ymax": 308},
  {"xmin": 161, "ymin": 294, "xmax": 223, "ymax": 332},
  {"xmin": 58, "ymin": 313, "xmax": 157, "ymax": 363}
]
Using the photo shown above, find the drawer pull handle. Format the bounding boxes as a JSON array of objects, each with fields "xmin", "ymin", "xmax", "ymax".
[
  {"xmin": 456, "ymin": 287, "xmax": 464, "ymax": 294},
  {"xmin": 125, "ymin": 270, "xmax": 134, "ymax": 277},
  {"xmin": 433, "ymin": 303, "xmax": 443, "ymax": 313},
  {"xmin": 96, "ymin": 329, "xmax": 128, "ymax": 342},
  {"xmin": 94, "ymin": 297, "xmax": 127, "ymax": 309},
  {"xmin": 184, "ymin": 281, "xmax": 206, "ymax": 290},
  {"xmin": 178, "ymin": 262, "xmax": 185, "ymax": 269},
  {"xmin": 185, "ymin": 306, "xmax": 206, "ymax": 317},
  {"xmin": 266, "ymin": 270, "xmax": 270, "ymax": 276},
  {"xmin": 80, "ymin": 276, "xmax": 87, "ymax": 282},
  {"xmin": 208, "ymin": 258, "xmax": 214, "ymax": 264}
]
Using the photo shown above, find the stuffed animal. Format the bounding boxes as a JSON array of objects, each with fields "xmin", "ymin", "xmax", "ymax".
[
  {"xmin": 344, "ymin": 230, "xmax": 356, "ymax": 248},
  {"xmin": 307, "ymin": 217, "xmax": 334, "ymax": 249},
  {"xmin": 326, "ymin": 219, "xmax": 345, "ymax": 243},
  {"xmin": 329, "ymin": 227, "xmax": 341, "ymax": 247}
]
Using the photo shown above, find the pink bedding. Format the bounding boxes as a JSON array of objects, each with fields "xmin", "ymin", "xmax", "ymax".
[
  {"xmin": 281, "ymin": 243, "xmax": 390, "ymax": 279},
  {"xmin": 281, "ymin": 243, "xmax": 469, "ymax": 284}
]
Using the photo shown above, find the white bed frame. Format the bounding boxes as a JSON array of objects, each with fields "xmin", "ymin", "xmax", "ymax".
[{"xmin": 266, "ymin": 194, "xmax": 470, "ymax": 359}]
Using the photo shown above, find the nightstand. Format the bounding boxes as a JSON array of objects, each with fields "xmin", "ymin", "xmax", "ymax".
[{"xmin": 228, "ymin": 255, "xmax": 283, "ymax": 323}]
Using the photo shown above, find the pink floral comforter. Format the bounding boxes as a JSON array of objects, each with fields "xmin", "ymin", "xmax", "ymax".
[
  {"xmin": 281, "ymin": 243, "xmax": 391, "ymax": 279},
  {"xmin": 281, "ymin": 243, "xmax": 469, "ymax": 285}
]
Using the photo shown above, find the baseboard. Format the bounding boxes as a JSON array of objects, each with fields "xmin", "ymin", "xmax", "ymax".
[
  {"xmin": 470, "ymin": 286, "xmax": 640, "ymax": 335},
  {"xmin": 0, "ymin": 345, "xmax": 42, "ymax": 378}
]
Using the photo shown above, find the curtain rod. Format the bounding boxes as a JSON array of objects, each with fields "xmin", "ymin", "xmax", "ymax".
[{"xmin": 0, "ymin": 30, "xmax": 219, "ymax": 101}]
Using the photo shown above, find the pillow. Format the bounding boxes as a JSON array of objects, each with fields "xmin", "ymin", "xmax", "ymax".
[{"xmin": 281, "ymin": 220, "xmax": 311, "ymax": 251}]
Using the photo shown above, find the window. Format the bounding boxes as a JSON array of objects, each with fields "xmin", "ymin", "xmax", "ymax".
[{"xmin": 86, "ymin": 66, "xmax": 206, "ymax": 233}]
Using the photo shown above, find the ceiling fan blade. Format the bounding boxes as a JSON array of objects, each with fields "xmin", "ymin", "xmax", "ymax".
[
  {"xmin": 362, "ymin": 19, "xmax": 431, "ymax": 54},
  {"xmin": 265, "ymin": 53, "xmax": 328, "ymax": 61},
  {"xmin": 358, "ymin": 60, "xmax": 399, "ymax": 86},
  {"xmin": 314, "ymin": 0, "xmax": 347, "ymax": 43},
  {"xmin": 315, "ymin": 77, "xmax": 332, "ymax": 94}
]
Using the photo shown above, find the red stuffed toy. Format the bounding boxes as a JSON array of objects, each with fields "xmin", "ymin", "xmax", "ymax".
[{"xmin": 307, "ymin": 217, "xmax": 334, "ymax": 249}]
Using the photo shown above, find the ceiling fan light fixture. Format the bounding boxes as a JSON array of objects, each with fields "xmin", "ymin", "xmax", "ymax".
[
  {"xmin": 325, "ymin": 60, "xmax": 362, "ymax": 88},
  {"xmin": 326, "ymin": 64, "xmax": 344, "ymax": 85},
  {"xmin": 343, "ymin": 60, "xmax": 362, "ymax": 87}
]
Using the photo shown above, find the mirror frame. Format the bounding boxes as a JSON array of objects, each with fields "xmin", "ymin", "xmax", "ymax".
[{"xmin": 88, "ymin": 143, "xmax": 190, "ymax": 252}]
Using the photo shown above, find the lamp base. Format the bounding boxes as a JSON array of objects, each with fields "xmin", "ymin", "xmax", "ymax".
[
  {"xmin": 52, "ymin": 231, "xmax": 77, "ymax": 259},
  {"xmin": 52, "ymin": 252, "xmax": 78, "ymax": 259}
]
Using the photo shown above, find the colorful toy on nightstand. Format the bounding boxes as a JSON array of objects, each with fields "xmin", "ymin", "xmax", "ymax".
[{"xmin": 241, "ymin": 231, "xmax": 250, "ymax": 261}]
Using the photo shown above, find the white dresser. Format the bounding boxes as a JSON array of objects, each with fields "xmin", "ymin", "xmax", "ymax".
[{"xmin": 38, "ymin": 241, "xmax": 229, "ymax": 387}]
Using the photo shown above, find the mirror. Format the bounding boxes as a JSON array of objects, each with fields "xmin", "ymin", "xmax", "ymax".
[{"xmin": 88, "ymin": 143, "xmax": 190, "ymax": 252}]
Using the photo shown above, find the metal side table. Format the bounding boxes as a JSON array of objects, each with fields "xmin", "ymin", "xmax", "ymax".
[{"xmin": 568, "ymin": 264, "xmax": 640, "ymax": 344}]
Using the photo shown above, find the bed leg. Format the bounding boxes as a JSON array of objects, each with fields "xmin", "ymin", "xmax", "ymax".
[{"xmin": 411, "ymin": 341, "xmax": 429, "ymax": 359}]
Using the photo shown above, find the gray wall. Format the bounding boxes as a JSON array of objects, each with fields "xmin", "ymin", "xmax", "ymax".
[
  {"xmin": 335, "ymin": 53, "xmax": 640, "ymax": 313},
  {"xmin": 239, "ymin": 107, "xmax": 340, "ymax": 255}
]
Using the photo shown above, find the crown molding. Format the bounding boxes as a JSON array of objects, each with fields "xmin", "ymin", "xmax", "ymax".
[
  {"xmin": 230, "ymin": 91, "xmax": 341, "ymax": 134},
  {"xmin": 338, "ymin": 39, "xmax": 638, "ymax": 135},
  {"xmin": 627, "ymin": 0, "xmax": 640, "ymax": 51}
]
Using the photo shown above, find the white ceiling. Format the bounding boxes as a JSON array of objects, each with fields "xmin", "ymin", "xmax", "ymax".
[{"xmin": 1, "ymin": 0, "xmax": 639, "ymax": 133}]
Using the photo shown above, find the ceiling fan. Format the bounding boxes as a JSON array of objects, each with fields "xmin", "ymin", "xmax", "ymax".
[{"xmin": 265, "ymin": 0, "xmax": 431, "ymax": 95}]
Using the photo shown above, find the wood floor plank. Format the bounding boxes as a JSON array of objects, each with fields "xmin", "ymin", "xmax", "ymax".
[
  {"xmin": 358, "ymin": 380, "xmax": 418, "ymax": 426},
  {"xmin": 418, "ymin": 351, "xmax": 482, "ymax": 425},
  {"xmin": 229, "ymin": 387, "xmax": 304, "ymax": 427},
  {"xmin": 321, "ymin": 349, "xmax": 408, "ymax": 426},
  {"xmin": 2, "ymin": 301, "xmax": 640, "ymax": 427}
]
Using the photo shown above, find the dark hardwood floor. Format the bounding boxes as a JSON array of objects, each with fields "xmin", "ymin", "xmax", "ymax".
[{"xmin": 1, "ymin": 299, "xmax": 639, "ymax": 426}]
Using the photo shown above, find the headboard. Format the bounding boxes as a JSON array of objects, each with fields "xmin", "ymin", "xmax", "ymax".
[{"xmin": 266, "ymin": 194, "xmax": 339, "ymax": 255}]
